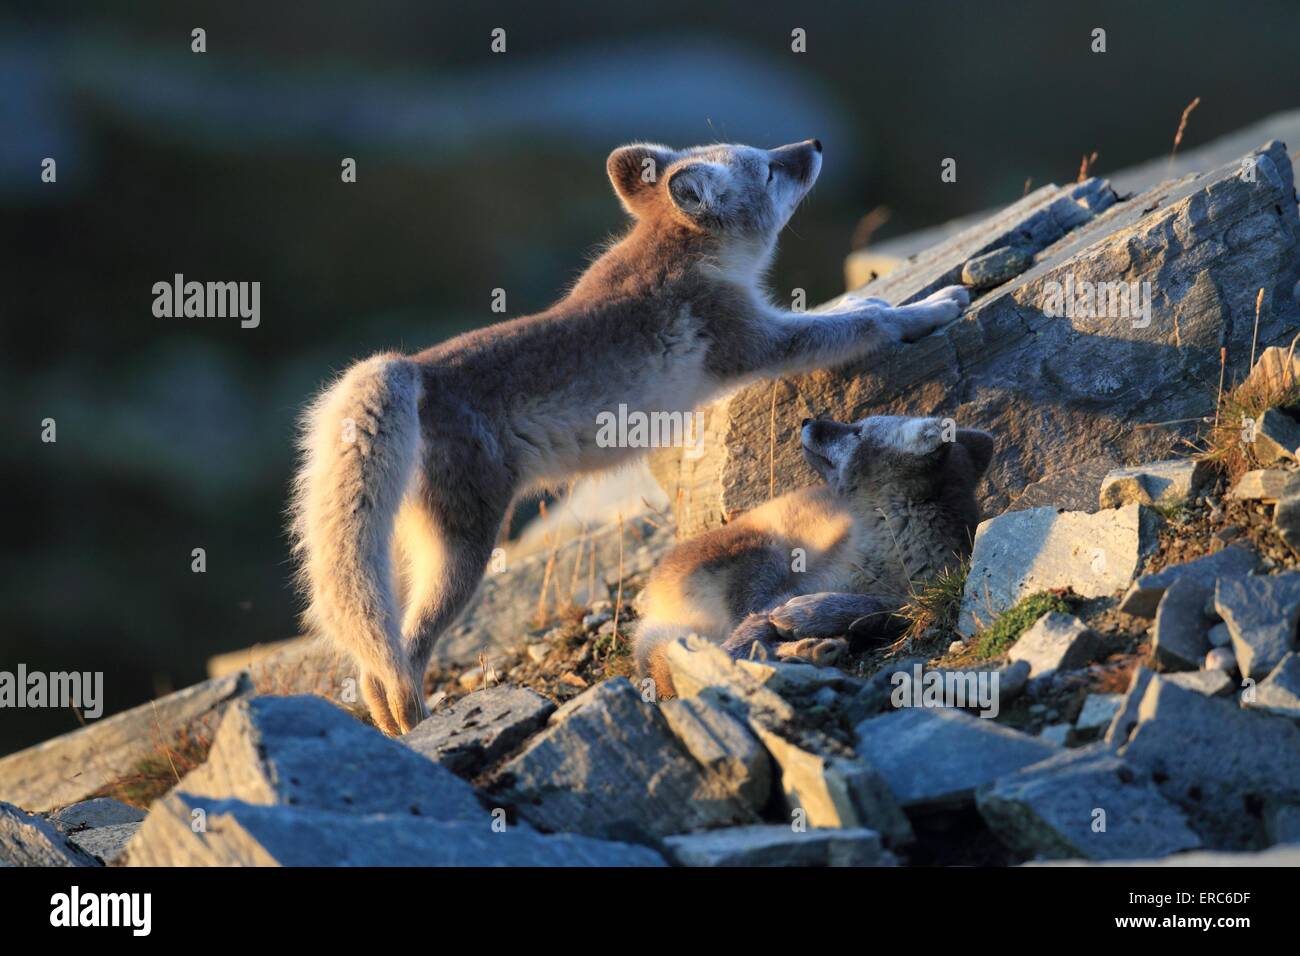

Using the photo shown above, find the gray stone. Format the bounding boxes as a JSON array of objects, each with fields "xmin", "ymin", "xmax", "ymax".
[
  {"xmin": 1273, "ymin": 495, "xmax": 1300, "ymax": 551},
  {"xmin": 1098, "ymin": 459, "xmax": 1209, "ymax": 510},
  {"xmin": 1008, "ymin": 612, "xmax": 1102, "ymax": 677},
  {"xmin": 1118, "ymin": 545, "xmax": 1259, "ymax": 619},
  {"xmin": 1215, "ymin": 573, "xmax": 1300, "ymax": 680},
  {"xmin": 1118, "ymin": 675, "xmax": 1300, "ymax": 849},
  {"xmin": 1005, "ymin": 457, "xmax": 1119, "ymax": 514},
  {"xmin": 1152, "ymin": 576, "xmax": 1214, "ymax": 671},
  {"xmin": 855, "ymin": 708, "xmax": 1058, "ymax": 810},
  {"xmin": 663, "ymin": 825, "xmax": 888, "ymax": 867},
  {"xmin": 660, "ymin": 693, "xmax": 771, "ymax": 812},
  {"xmin": 1265, "ymin": 803, "xmax": 1300, "ymax": 845},
  {"xmin": 1208, "ymin": 621, "xmax": 1232, "ymax": 647},
  {"xmin": 48, "ymin": 797, "xmax": 147, "ymax": 865},
  {"xmin": 491, "ymin": 678, "xmax": 759, "ymax": 838},
  {"xmin": 179, "ymin": 695, "xmax": 486, "ymax": 822},
  {"xmin": 125, "ymin": 793, "xmax": 664, "ymax": 867},
  {"xmin": 1040, "ymin": 723, "xmax": 1072, "ymax": 746},
  {"xmin": 1245, "ymin": 652, "xmax": 1300, "ymax": 720},
  {"xmin": 961, "ymin": 245, "xmax": 1032, "ymax": 289},
  {"xmin": 0, "ymin": 672, "xmax": 252, "ymax": 813},
  {"xmin": 960, "ymin": 505, "xmax": 1159, "ymax": 635},
  {"xmin": 0, "ymin": 801, "xmax": 97, "ymax": 867},
  {"xmin": 1252, "ymin": 406, "xmax": 1300, "ymax": 465},
  {"xmin": 402, "ymin": 685, "xmax": 555, "ymax": 776},
  {"xmin": 660, "ymin": 638, "xmax": 911, "ymax": 842},
  {"xmin": 1075, "ymin": 694, "xmax": 1124, "ymax": 737},
  {"xmin": 733, "ymin": 658, "xmax": 859, "ymax": 696},
  {"xmin": 655, "ymin": 142, "xmax": 1300, "ymax": 537},
  {"xmin": 1166, "ymin": 669, "xmax": 1235, "ymax": 697},
  {"xmin": 1229, "ymin": 467, "xmax": 1300, "ymax": 502},
  {"xmin": 1204, "ymin": 646, "xmax": 1238, "ymax": 672},
  {"xmin": 976, "ymin": 745, "xmax": 1200, "ymax": 861}
]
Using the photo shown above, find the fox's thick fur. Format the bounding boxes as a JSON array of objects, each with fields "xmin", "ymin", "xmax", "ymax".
[
  {"xmin": 634, "ymin": 416, "xmax": 994, "ymax": 698},
  {"xmin": 291, "ymin": 140, "xmax": 971, "ymax": 733}
]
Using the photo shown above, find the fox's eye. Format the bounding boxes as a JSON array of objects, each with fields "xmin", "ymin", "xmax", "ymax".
[{"xmin": 766, "ymin": 165, "xmax": 775, "ymax": 184}]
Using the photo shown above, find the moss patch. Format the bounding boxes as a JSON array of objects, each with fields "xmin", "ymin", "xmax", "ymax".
[{"xmin": 972, "ymin": 589, "xmax": 1076, "ymax": 659}]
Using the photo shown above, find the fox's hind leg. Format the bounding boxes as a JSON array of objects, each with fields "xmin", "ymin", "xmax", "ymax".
[
  {"xmin": 767, "ymin": 591, "xmax": 898, "ymax": 641},
  {"xmin": 391, "ymin": 441, "xmax": 514, "ymax": 732}
]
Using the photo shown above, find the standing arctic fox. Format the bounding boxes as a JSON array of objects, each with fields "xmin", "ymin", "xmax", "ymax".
[
  {"xmin": 292, "ymin": 140, "xmax": 971, "ymax": 734},
  {"xmin": 634, "ymin": 415, "xmax": 993, "ymax": 697}
]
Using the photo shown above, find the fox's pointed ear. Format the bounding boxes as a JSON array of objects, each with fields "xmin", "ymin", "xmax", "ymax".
[{"xmin": 607, "ymin": 144, "xmax": 672, "ymax": 215}]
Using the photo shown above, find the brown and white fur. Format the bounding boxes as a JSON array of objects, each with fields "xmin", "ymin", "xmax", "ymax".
[
  {"xmin": 290, "ymin": 140, "xmax": 971, "ymax": 733},
  {"xmin": 634, "ymin": 415, "xmax": 993, "ymax": 698}
]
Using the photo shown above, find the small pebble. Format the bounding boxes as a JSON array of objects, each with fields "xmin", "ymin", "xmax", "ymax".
[{"xmin": 1205, "ymin": 646, "xmax": 1237, "ymax": 672}]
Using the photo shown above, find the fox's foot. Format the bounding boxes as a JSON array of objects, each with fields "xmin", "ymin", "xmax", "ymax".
[
  {"xmin": 774, "ymin": 637, "xmax": 849, "ymax": 667},
  {"xmin": 894, "ymin": 284, "xmax": 970, "ymax": 342},
  {"xmin": 721, "ymin": 612, "xmax": 780, "ymax": 661},
  {"xmin": 361, "ymin": 666, "xmax": 427, "ymax": 736}
]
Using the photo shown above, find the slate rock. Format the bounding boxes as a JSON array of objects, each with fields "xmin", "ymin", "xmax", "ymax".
[
  {"xmin": 1265, "ymin": 803, "xmax": 1300, "ymax": 846},
  {"xmin": 179, "ymin": 695, "xmax": 486, "ymax": 822},
  {"xmin": 1244, "ymin": 652, "xmax": 1300, "ymax": 720},
  {"xmin": 490, "ymin": 678, "xmax": 758, "ymax": 838},
  {"xmin": 663, "ymin": 825, "xmax": 888, "ymax": 867},
  {"xmin": 0, "ymin": 672, "xmax": 252, "ymax": 813},
  {"xmin": 402, "ymin": 685, "xmax": 555, "ymax": 777},
  {"xmin": 1098, "ymin": 459, "xmax": 1209, "ymax": 510},
  {"xmin": 1273, "ymin": 494, "xmax": 1300, "ymax": 551},
  {"xmin": 855, "ymin": 708, "xmax": 1058, "ymax": 810},
  {"xmin": 1151, "ymin": 576, "xmax": 1215, "ymax": 671},
  {"xmin": 660, "ymin": 692, "xmax": 771, "ymax": 812},
  {"xmin": 1008, "ymin": 612, "xmax": 1102, "ymax": 677},
  {"xmin": 0, "ymin": 800, "xmax": 98, "ymax": 867},
  {"xmin": 1252, "ymin": 406, "xmax": 1300, "ymax": 465},
  {"xmin": 961, "ymin": 245, "xmax": 1032, "ymax": 289},
  {"xmin": 661, "ymin": 638, "xmax": 911, "ymax": 842},
  {"xmin": 655, "ymin": 143, "xmax": 1300, "ymax": 536},
  {"xmin": 1118, "ymin": 675, "xmax": 1300, "ymax": 849},
  {"xmin": 48, "ymin": 797, "xmax": 147, "ymax": 865},
  {"xmin": 1167, "ymin": 669, "xmax": 1235, "ymax": 697},
  {"xmin": 960, "ymin": 505, "xmax": 1159, "ymax": 634},
  {"xmin": 976, "ymin": 745, "xmax": 1200, "ymax": 861},
  {"xmin": 1118, "ymin": 544, "xmax": 1259, "ymax": 619},
  {"xmin": 126, "ymin": 793, "xmax": 664, "ymax": 867},
  {"xmin": 1214, "ymin": 572, "xmax": 1300, "ymax": 680},
  {"xmin": 1229, "ymin": 468, "xmax": 1300, "ymax": 502},
  {"xmin": 1075, "ymin": 694, "xmax": 1124, "ymax": 737}
]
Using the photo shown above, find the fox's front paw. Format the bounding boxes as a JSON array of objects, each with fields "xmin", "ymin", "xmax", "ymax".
[
  {"xmin": 923, "ymin": 284, "xmax": 971, "ymax": 311},
  {"xmin": 768, "ymin": 592, "xmax": 851, "ymax": 640},
  {"xmin": 898, "ymin": 284, "xmax": 970, "ymax": 342},
  {"xmin": 722, "ymin": 612, "xmax": 779, "ymax": 660},
  {"xmin": 774, "ymin": 637, "xmax": 849, "ymax": 667}
]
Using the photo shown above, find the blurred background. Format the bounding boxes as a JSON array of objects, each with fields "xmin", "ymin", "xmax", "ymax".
[{"xmin": 3, "ymin": 0, "xmax": 1299, "ymax": 754}]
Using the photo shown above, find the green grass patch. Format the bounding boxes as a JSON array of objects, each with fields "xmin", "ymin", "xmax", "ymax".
[{"xmin": 973, "ymin": 590, "xmax": 1075, "ymax": 659}]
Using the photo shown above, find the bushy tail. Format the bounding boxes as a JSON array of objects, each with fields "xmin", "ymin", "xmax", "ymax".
[{"xmin": 289, "ymin": 353, "xmax": 424, "ymax": 729}]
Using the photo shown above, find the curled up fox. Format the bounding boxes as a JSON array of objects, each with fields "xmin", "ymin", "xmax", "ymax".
[{"xmin": 290, "ymin": 139, "xmax": 970, "ymax": 734}]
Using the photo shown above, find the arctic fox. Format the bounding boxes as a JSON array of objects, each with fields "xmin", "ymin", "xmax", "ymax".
[
  {"xmin": 291, "ymin": 140, "xmax": 970, "ymax": 733},
  {"xmin": 634, "ymin": 415, "xmax": 993, "ymax": 698}
]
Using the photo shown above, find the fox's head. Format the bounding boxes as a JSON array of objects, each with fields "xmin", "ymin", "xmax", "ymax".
[
  {"xmin": 606, "ymin": 140, "xmax": 822, "ymax": 257},
  {"xmin": 799, "ymin": 415, "xmax": 994, "ymax": 504}
]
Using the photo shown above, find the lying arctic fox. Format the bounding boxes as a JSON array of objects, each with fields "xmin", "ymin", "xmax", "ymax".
[
  {"xmin": 292, "ymin": 139, "xmax": 970, "ymax": 733},
  {"xmin": 634, "ymin": 415, "xmax": 993, "ymax": 697}
]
